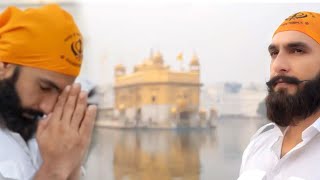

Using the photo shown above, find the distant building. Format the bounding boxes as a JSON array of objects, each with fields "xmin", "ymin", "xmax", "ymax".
[
  {"xmin": 206, "ymin": 82, "xmax": 267, "ymax": 118},
  {"xmin": 112, "ymin": 52, "xmax": 204, "ymax": 127}
]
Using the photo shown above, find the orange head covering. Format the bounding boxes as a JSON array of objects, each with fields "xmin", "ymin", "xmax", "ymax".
[
  {"xmin": 0, "ymin": 4, "xmax": 82, "ymax": 77},
  {"xmin": 274, "ymin": 11, "xmax": 320, "ymax": 44}
]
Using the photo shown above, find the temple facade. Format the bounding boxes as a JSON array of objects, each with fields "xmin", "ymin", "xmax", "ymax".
[{"xmin": 113, "ymin": 52, "xmax": 203, "ymax": 127}]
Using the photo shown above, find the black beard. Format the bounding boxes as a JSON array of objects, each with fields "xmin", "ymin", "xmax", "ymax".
[
  {"xmin": 265, "ymin": 73, "xmax": 320, "ymax": 127},
  {"xmin": 0, "ymin": 68, "xmax": 43, "ymax": 141}
]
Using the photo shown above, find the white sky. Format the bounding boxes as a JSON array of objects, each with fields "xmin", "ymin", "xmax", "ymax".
[{"xmin": 78, "ymin": 2, "xmax": 320, "ymax": 86}]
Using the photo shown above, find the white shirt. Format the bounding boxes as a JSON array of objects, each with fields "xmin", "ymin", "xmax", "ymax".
[
  {"xmin": 0, "ymin": 128, "xmax": 42, "ymax": 180},
  {"xmin": 239, "ymin": 117, "xmax": 320, "ymax": 180}
]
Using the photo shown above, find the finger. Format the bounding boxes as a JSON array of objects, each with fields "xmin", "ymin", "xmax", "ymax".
[
  {"xmin": 61, "ymin": 83, "xmax": 81, "ymax": 124},
  {"xmin": 70, "ymin": 91, "xmax": 87, "ymax": 129},
  {"xmin": 51, "ymin": 85, "xmax": 71, "ymax": 122},
  {"xmin": 79, "ymin": 105, "xmax": 97, "ymax": 137}
]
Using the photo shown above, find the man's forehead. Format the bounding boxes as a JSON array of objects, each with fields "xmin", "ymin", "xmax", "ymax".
[
  {"xmin": 21, "ymin": 66, "xmax": 75, "ymax": 89},
  {"xmin": 39, "ymin": 73, "xmax": 75, "ymax": 89},
  {"xmin": 271, "ymin": 30, "xmax": 319, "ymax": 47}
]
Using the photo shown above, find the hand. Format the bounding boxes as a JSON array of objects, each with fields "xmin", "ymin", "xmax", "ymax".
[{"xmin": 35, "ymin": 84, "xmax": 97, "ymax": 179}]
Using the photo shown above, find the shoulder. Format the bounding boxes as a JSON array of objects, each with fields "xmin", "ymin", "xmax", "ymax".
[
  {"xmin": 244, "ymin": 122, "xmax": 276, "ymax": 154},
  {"xmin": 243, "ymin": 123, "xmax": 277, "ymax": 158},
  {"xmin": 0, "ymin": 128, "xmax": 24, "ymax": 159},
  {"xmin": 250, "ymin": 123, "xmax": 276, "ymax": 141},
  {"xmin": 239, "ymin": 123, "xmax": 276, "ymax": 174}
]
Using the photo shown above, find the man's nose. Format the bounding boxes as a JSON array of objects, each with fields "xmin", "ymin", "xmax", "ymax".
[
  {"xmin": 270, "ymin": 51, "xmax": 291, "ymax": 76},
  {"xmin": 38, "ymin": 95, "xmax": 59, "ymax": 115}
]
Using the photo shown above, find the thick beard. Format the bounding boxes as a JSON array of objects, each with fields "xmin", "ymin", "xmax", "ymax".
[
  {"xmin": 265, "ymin": 74, "xmax": 320, "ymax": 127},
  {"xmin": 0, "ymin": 68, "xmax": 43, "ymax": 141}
]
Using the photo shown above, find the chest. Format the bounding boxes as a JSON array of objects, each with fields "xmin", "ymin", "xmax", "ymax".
[{"xmin": 242, "ymin": 136, "xmax": 320, "ymax": 180}]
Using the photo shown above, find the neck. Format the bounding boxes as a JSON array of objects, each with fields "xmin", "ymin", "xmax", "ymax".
[
  {"xmin": 289, "ymin": 110, "xmax": 320, "ymax": 134},
  {"xmin": 280, "ymin": 110, "xmax": 320, "ymax": 158}
]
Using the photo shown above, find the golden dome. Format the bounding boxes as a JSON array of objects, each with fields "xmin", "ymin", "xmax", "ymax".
[
  {"xmin": 115, "ymin": 64, "xmax": 125, "ymax": 71},
  {"xmin": 152, "ymin": 51, "xmax": 164, "ymax": 64},
  {"xmin": 190, "ymin": 54, "xmax": 200, "ymax": 66}
]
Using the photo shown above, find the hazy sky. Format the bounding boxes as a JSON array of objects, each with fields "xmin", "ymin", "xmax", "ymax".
[{"xmin": 78, "ymin": 2, "xmax": 320, "ymax": 86}]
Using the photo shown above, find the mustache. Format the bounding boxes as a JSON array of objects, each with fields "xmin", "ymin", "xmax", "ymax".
[
  {"xmin": 21, "ymin": 109, "xmax": 44, "ymax": 121},
  {"xmin": 266, "ymin": 75, "xmax": 306, "ymax": 89}
]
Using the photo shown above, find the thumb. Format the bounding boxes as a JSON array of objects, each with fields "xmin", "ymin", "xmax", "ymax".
[{"xmin": 36, "ymin": 114, "xmax": 52, "ymax": 137}]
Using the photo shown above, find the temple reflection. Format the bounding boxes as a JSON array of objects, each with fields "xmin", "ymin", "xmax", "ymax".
[{"xmin": 112, "ymin": 130, "xmax": 215, "ymax": 180}]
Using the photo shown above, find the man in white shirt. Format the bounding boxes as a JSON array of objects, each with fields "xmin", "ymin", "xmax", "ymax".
[
  {"xmin": 0, "ymin": 4, "xmax": 97, "ymax": 180},
  {"xmin": 239, "ymin": 11, "xmax": 320, "ymax": 180}
]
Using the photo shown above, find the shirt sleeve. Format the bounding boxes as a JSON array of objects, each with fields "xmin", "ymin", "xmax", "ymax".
[{"xmin": 239, "ymin": 139, "xmax": 255, "ymax": 175}]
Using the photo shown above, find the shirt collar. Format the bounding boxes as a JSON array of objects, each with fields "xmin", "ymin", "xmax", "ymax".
[
  {"xmin": 271, "ymin": 123, "xmax": 287, "ymax": 137},
  {"xmin": 311, "ymin": 117, "xmax": 320, "ymax": 131},
  {"xmin": 271, "ymin": 116, "xmax": 320, "ymax": 140},
  {"xmin": 301, "ymin": 117, "xmax": 320, "ymax": 141}
]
